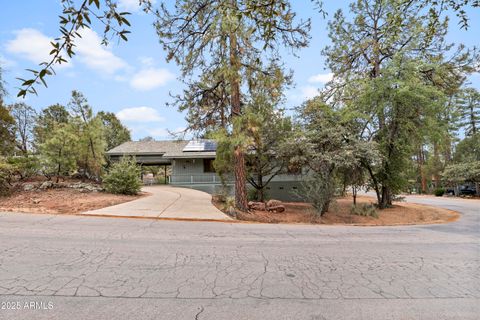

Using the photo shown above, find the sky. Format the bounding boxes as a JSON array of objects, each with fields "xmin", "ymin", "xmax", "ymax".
[{"xmin": 0, "ymin": 1, "xmax": 479, "ymax": 141}]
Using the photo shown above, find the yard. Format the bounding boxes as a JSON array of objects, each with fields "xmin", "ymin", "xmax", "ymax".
[
  {"xmin": 0, "ymin": 178, "xmax": 144, "ymax": 214},
  {"xmin": 214, "ymin": 195, "xmax": 460, "ymax": 226}
]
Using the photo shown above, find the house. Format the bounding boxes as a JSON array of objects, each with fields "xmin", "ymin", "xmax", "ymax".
[{"xmin": 106, "ymin": 140, "xmax": 303, "ymax": 201}]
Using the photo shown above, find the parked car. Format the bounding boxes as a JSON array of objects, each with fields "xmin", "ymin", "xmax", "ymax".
[{"xmin": 459, "ymin": 185, "xmax": 477, "ymax": 196}]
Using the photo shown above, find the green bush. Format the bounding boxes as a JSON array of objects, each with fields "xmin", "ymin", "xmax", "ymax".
[
  {"xmin": 297, "ymin": 173, "xmax": 336, "ymax": 216},
  {"xmin": 350, "ymin": 204, "xmax": 379, "ymax": 218},
  {"xmin": 223, "ymin": 196, "xmax": 236, "ymax": 217},
  {"xmin": 0, "ymin": 160, "xmax": 16, "ymax": 196},
  {"xmin": 247, "ymin": 188, "xmax": 270, "ymax": 202},
  {"xmin": 434, "ymin": 188, "xmax": 445, "ymax": 197},
  {"xmin": 103, "ymin": 157, "xmax": 142, "ymax": 195},
  {"xmin": 7, "ymin": 155, "xmax": 40, "ymax": 180}
]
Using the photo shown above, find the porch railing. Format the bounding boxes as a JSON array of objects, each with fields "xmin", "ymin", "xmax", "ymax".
[
  {"xmin": 169, "ymin": 173, "xmax": 304, "ymax": 184},
  {"xmin": 169, "ymin": 174, "xmax": 233, "ymax": 184}
]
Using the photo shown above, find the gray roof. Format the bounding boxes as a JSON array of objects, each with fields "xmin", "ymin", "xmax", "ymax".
[
  {"xmin": 164, "ymin": 151, "xmax": 217, "ymax": 159},
  {"xmin": 106, "ymin": 140, "xmax": 189, "ymax": 155},
  {"xmin": 106, "ymin": 140, "xmax": 216, "ymax": 159}
]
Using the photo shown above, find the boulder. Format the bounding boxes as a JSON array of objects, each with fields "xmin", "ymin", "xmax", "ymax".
[
  {"xmin": 248, "ymin": 201, "xmax": 266, "ymax": 211},
  {"xmin": 68, "ymin": 182, "xmax": 102, "ymax": 192},
  {"xmin": 267, "ymin": 205, "xmax": 285, "ymax": 213},
  {"xmin": 39, "ymin": 181, "xmax": 54, "ymax": 190},
  {"xmin": 266, "ymin": 199, "xmax": 285, "ymax": 213},
  {"xmin": 23, "ymin": 184, "xmax": 35, "ymax": 191},
  {"xmin": 266, "ymin": 199, "xmax": 282, "ymax": 208}
]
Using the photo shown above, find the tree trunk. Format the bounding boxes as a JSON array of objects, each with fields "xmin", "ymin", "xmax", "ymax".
[
  {"xmin": 56, "ymin": 163, "xmax": 61, "ymax": 183},
  {"xmin": 380, "ymin": 186, "xmax": 392, "ymax": 209},
  {"xmin": 365, "ymin": 163, "xmax": 382, "ymax": 205},
  {"xmin": 352, "ymin": 186, "xmax": 357, "ymax": 205},
  {"xmin": 234, "ymin": 147, "xmax": 248, "ymax": 210},
  {"xmin": 229, "ymin": 4, "xmax": 248, "ymax": 211}
]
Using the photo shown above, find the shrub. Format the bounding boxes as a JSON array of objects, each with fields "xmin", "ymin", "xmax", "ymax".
[
  {"xmin": 7, "ymin": 155, "xmax": 40, "ymax": 180},
  {"xmin": 103, "ymin": 157, "xmax": 142, "ymax": 195},
  {"xmin": 297, "ymin": 173, "xmax": 336, "ymax": 216},
  {"xmin": 350, "ymin": 204, "xmax": 379, "ymax": 218},
  {"xmin": 155, "ymin": 175, "xmax": 167, "ymax": 184},
  {"xmin": 247, "ymin": 188, "xmax": 257, "ymax": 201},
  {"xmin": 434, "ymin": 188, "xmax": 445, "ymax": 197},
  {"xmin": 223, "ymin": 196, "xmax": 236, "ymax": 217},
  {"xmin": 247, "ymin": 188, "xmax": 270, "ymax": 202},
  {"xmin": 0, "ymin": 160, "xmax": 16, "ymax": 196}
]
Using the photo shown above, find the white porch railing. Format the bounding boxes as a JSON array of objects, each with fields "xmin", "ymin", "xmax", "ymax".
[
  {"xmin": 170, "ymin": 174, "xmax": 233, "ymax": 184},
  {"xmin": 169, "ymin": 173, "xmax": 303, "ymax": 184}
]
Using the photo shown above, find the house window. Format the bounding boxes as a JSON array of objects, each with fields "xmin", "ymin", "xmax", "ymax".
[{"xmin": 203, "ymin": 159, "xmax": 215, "ymax": 173}]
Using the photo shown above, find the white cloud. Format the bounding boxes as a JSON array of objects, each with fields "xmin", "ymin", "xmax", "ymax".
[
  {"xmin": 116, "ymin": 106, "xmax": 165, "ymax": 122},
  {"xmin": 138, "ymin": 56, "xmax": 155, "ymax": 67},
  {"xmin": 5, "ymin": 28, "xmax": 129, "ymax": 75},
  {"xmin": 5, "ymin": 28, "xmax": 70, "ymax": 68},
  {"xmin": 118, "ymin": 0, "xmax": 154, "ymax": 11},
  {"xmin": 125, "ymin": 125, "xmax": 170, "ymax": 139},
  {"xmin": 308, "ymin": 72, "xmax": 333, "ymax": 84},
  {"xmin": 147, "ymin": 128, "xmax": 169, "ymax": 137},
  {"xmin": 130, "ymin": 68, "xmax": 175, "ymax": 91},
  {"xmin": 0, "ymin": 54, "xmax": 16, "ymax": 68},
  {"xmin": 300, "ymin": 86, "xmax": 319, "ymax": 100},
  {"xmin": 75, "ymin": 28, "xmax": 128, "ymax": 74}
]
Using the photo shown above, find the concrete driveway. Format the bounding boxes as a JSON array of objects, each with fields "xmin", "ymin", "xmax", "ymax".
[{"xmin": 82, "ymin": 185, "xmax": 232, "ymax": 220}]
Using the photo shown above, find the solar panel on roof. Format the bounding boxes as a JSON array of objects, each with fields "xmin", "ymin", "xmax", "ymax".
[
  {"xmin": 182, "ymin": 140, "xmax": 217, "ymax": 152},
  {"xmin": 203, "ymin": 140, "xmax": 217, "ymax": 151}
]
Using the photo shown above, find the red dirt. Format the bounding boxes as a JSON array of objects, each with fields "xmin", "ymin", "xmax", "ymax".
[
  {"xmin": 0, "ymin": 188, "xmax": 145, "ymax": 214},
  {"xmin": 214, "ymin": 195, "xmax": 459, "ymax": 226}
]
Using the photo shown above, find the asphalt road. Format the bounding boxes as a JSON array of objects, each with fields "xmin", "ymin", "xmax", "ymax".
[{"xmin": 0, "ymin": 196, "xmax": 478, "ymax": 320}]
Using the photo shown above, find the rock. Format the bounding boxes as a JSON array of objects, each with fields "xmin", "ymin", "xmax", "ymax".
[
  {"xmin": 23, "ymin": 184, "xmax": 35, "ymax": 191},
  {"xmin": 67, "ymin": 182, "xmax": 102, "ymax": 192},
  {"xmin": 265, "ymin": 199, "xmax": 285, "ymax": 213},
  {"xmin": 248, "ymin": 201, "xmax": 266, "ymax": 211},
  {"xmin": 31, "ymin": 198, "xmax": 40, "ymax": 204},
  {"xmin": 267, "ymin": 205, "xmax": 285, "ymax": 213},
  {"xmin": 266, "ymin": 199, "xmax": 282, "ymax": 208},
  {"xmin": 39, "ymin": 181, "xmax": 54, "ymax": 190}
]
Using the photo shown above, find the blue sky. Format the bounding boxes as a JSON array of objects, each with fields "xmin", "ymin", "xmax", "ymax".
[{"xmin": 1, "ymin": 1, "xmax": 479, "ymax": 140}]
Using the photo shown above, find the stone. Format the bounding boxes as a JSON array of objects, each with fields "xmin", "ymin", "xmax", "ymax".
[
  {"xmin": 248, "ymin": 201, "xmax": 266, "ymax": 211},
  {"xmin": 39, "ymin": 181, "xmax": 54, "ymax": 190},
  {"xmin": 23, "ymin": 184, "xmax": 35, "ymax": 191},
  {"xmin": 266, "ymin": 199, "xmax": 282, "ymax": 208},
  {"xmin": 67, "ymin": 182, "xmax": 102, "ymax": 192},
  {"xmin": 267, "ymin": 205, "xmax": 285, "ymax": 213},
  {"xmin": 266, "ymin": 199, "xmax": 285, "ymax": 213}
]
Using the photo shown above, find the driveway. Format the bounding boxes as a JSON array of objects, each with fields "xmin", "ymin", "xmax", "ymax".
[
  {"xmin": 82, "ymin": 185, "xmax": 232, "ymax": 220},
  {"xmin": 0, "ymin": 196, "xmax": 478, "ymax": 319}
]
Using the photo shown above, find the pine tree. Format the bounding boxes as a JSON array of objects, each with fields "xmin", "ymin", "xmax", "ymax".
[
  {"xmin": 34, "ymin": 104, "xmax": 70, "ymax": 147},
  {"xmin": 97, "ymin": 111, "xmax": 131, "ymax": 150},
  {"xmin": 323, "ymin": 0, "xmax": 475, "ymax": 207},
  {"xmin": 68, "ymin": 91, "xmax": 106, "ymax": 179},
  {"xmin": 458, "ymin": 88, "xmax": 480, "ymax": 137},
  {"xmin": 39, "ymin": 123, "xmax": 78, "ymax": 182},
  {"xmin": 154, "ymin": 0, "xmax": 310, "ymax": 210}
]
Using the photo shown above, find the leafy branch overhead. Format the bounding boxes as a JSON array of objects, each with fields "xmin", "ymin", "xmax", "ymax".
[
  {"xmin": 14, "ymin": 1, "xmax": 479, "ymax": 98},
  {"xmin": 17, "ymin": 0, "xmax": 133, "ymax": 98}
]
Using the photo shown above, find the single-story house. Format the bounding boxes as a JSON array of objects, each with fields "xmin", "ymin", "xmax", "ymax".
[{"xmin": 106, "ymin": 140, "xmax": 303, "ymax": 201}]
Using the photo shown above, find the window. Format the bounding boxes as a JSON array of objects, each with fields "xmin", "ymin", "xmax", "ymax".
[{"xmin": 203, "ymin": 158, "xmax": 215, "ymax": 173}]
